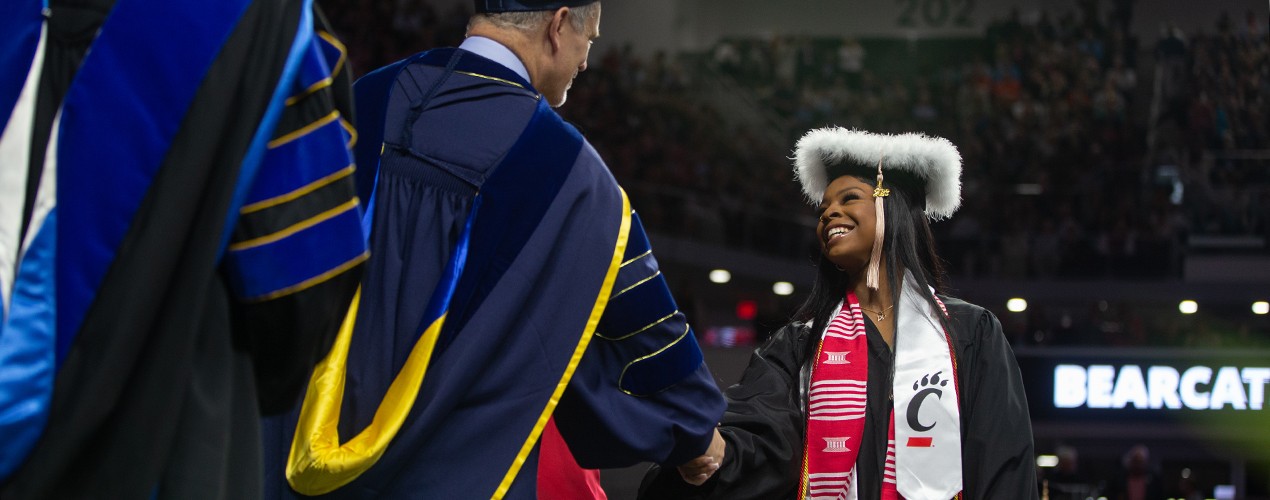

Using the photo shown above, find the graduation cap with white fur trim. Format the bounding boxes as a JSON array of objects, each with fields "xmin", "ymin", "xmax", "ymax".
[{"xmin": 793, "ymin": 127, "xmax": 963, "ymax": 289}]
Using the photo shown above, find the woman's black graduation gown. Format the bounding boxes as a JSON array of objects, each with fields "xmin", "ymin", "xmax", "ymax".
[{"xmin": 641, "ymin": 295, "xmax": 1039, "ymax": 499}]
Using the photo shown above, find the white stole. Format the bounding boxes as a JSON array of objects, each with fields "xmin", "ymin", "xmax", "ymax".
[{"xmin": 891, "ymin": 275, "xmax": 962, "ymax": 500}]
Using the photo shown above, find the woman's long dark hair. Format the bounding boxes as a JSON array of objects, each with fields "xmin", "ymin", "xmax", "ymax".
[{"xmin": 792, "ymin": 173, "xmax": 948, "ymax": 363}]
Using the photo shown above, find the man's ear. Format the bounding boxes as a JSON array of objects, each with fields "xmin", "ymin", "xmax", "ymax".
[{"xmin": 547, "ymin": 7, "xmax": 569, "ymax": 52}]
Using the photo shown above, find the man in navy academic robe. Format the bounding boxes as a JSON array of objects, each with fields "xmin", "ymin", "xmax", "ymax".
[{"xmin": 265, "ymin": 0, "xmax": 727, "ymax": 498}]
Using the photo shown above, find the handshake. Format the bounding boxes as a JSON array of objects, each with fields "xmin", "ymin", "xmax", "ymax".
[{"xmin": 677, "ymin": 428, "xmax": 727, "ymax": 486}]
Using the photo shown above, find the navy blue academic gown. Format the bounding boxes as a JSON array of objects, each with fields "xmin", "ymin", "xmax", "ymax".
[{"xmin": 264, "ymin": 48, "xmax": 726, "ymax": 498}]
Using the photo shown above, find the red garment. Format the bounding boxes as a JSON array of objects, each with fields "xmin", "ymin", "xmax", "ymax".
[
  {"xmin": 799, "ymin": 293, "xmax": 870, "ymax": 497},
  {"xmin": 538, "ymin": 417, "xmax": 607, "ymax": 500}
]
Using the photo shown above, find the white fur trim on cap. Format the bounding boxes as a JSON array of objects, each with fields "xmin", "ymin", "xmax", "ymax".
[{"xmin": 793, "ymin": 127, "xmax": 962, "ymax": 219}]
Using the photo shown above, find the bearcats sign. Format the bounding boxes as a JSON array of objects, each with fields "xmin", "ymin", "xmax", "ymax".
[
  {"xmin": 1053, "ymin": 364, "xmax": 1270, "ymax": 411},
  {"xmin": 1015, "ymin": 348, "xmax": 1270, "ymax": 427}
]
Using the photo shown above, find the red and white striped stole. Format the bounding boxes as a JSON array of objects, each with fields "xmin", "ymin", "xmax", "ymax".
[{"xmin": 799, "ymin": 293, "xmax": 868, "ymax": 499}]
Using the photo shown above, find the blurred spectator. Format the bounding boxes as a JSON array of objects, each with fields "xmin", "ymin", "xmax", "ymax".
[
  {"xmin": 1176, "ymin": 473, "xmax": 1203, "ymax": 500},
  {"xmin": 1044, "ymin": 445, "xmax": 1101, "ymax": 500},
  {"xmin": 1107, "ymin": 444, "xmax": 1166, "ymax": 500},
  {"xmin": 837, "ymin": 37, "xmax": 865, "ymax": 87}
]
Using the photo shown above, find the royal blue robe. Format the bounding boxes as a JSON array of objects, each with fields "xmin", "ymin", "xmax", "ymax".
[{"xmin": 0, "ymin": 0, "xmax": 365, "ymax": 497}]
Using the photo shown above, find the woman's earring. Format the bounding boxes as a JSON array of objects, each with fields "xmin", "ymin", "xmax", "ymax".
[{"xmin": 834, "ymin": 264, "xmax": 846, "ymax": 272}]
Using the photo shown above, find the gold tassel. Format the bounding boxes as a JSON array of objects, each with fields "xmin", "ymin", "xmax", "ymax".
[{"xmin": 866, "ymin": 158, "xmax": 889, "ymax": 291}]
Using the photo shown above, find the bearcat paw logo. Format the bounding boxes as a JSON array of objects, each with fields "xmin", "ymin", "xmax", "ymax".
[
  {"xmin": 912, "ymin": 371, "xmax": 949, "ymax": 391},
  {"xmin": 906, "ymin": 371, "xmax": 948, "ymax": 432}
]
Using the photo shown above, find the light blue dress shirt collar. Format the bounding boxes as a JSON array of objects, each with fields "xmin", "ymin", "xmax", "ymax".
[{"xmin": 458, "ymin": 36, "xmax": 531, "ymax": 84}]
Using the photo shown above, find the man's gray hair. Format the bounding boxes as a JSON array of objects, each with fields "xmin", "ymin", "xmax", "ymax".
[{"xmin": 469, "ymin": 3, "xmax": 598, "ymax": 35}]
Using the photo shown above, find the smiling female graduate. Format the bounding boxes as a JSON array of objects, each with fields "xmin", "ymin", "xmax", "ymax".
[{"xmin": 642, "ymin": 128, "xmax": 1038, "ymax": 499}]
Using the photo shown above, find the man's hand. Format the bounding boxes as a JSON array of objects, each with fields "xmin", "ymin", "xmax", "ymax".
[{"xmin": 676, "ymin": 427, "xmax": 726, "ymax": 486}]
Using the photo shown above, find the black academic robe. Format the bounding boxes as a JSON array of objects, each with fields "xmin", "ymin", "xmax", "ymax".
[{"xmin": 642, "ymin": 295, "xmax": 1039, "ymax": 499}]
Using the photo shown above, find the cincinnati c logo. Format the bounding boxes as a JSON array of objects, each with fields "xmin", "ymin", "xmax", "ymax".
[{"xmin": 906, "ymin": 371, "xmax": 949, "ymax": 432}]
